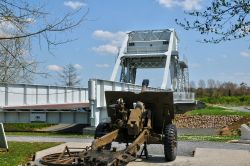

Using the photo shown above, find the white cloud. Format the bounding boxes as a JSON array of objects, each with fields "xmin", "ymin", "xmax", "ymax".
[
  {"xmin": 0, "ymin": 21, "xmax": 16, "ymax": 37},
  {"xmin": 93, "ymin": 44, "xmax": 119, "ymax": 55},
  {"xmin": 158, "ymin": 0, "xmax": 175, "ymax": 8},
  {"xmin": 96, "ymin": 64, "xmax": 110, "ymax": 68},
  {"xmin": 47, "ymin": 65, "xmax": 63, "ymax": 71},
  {"xmin": 93, "ymin": 30, "xmax": 115, "ymax": 40},
  {"xmin": 92, "ymin": 30, "xmax": 126, "ymax": 55},
  {"xmin": 240, "ymin": 51, "xmax": 250, "ymax": 57},
  {"xmin": 93, "ymin": 30, "xmax": 126, "ymax": 42},
  {"xmin": 74, "ymin": 64, "xmax": 82, "ymax": 69},
  {"xmin": 0, "ymin": 21, "xmax": 15, "ymax": 30},
  {"xmin": 181, "ymin": 0, "xmax": 202, "ymax": 10},
  {"xmin": 25, "ymin": 18, "xmax": 36, "ymax": 24},
  {"xmin": 157, "ymin": 0, "xmax": 202, "ymax": 11},
  {"xmin": 64, "ymin": 1, "xmax": 86, "ymax": 10}
]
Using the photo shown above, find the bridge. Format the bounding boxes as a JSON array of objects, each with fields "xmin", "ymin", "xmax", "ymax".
[{"xmin": 0, "ymin": 29, "xmax": 195, "ymax": 126}]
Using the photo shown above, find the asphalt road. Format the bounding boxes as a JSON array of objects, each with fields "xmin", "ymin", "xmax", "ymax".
[
  {"xmin": 7, "ymin": 136, "xmax": 250, "ymax": 157},
  {"xmin": 112, "ymin": 141, "xmax": 250, "ymax": 157}
]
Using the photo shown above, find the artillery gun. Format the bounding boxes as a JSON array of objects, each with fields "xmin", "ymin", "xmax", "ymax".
[{"xmin": 40, "ymin": 80, "xmax": 177, "ymax": 166}]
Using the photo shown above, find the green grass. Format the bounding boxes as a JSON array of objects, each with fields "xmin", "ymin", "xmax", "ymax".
[
  {"xmin": 199, "ymin": 96, "xmax": 250, "ymax": 106},
  {"xmin": 4, "ymin": 123, "xmax": 54, "ymax": 132},
  {"xmin": 186, "ymin": 106, "xmax": 250, "ymax": 117},
  {"xmin": 178, "ymin": 135, "xmax": 239, "ymax": 142},
  {"xmin": 6, "ymin": 131, "xmax": 94, "ymax": 138},
  {"xmin": 0, "ymin": 142, "xmax": 61, "ymax": 166}
]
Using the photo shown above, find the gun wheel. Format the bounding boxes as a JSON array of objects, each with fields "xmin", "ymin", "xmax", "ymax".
[
  {"xmin": 40, "ymin": 152, "xmax": 82, "ymax": 166},
  {"xmin": 164, "ymin": 124, "xmax": 177, "ymax": 161}
]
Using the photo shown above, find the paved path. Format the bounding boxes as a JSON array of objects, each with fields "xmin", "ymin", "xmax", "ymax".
[
  {"xmin": 35, "ymin": 142, "xmax": 250, "ymax": 166},
  {"xmin": 212, "ymin": 104, "xmax": 250, "ymax": 113},
  {"xmin": 127, "ymin": 148, "xmax": 250, "ymax": 166},
  {"xmin": 177, "ymin": 128, "xmax": 218, "ymax": 136},
  {"xmin": 7, "ymin": 135, "xmax": 250, "ymax": 157},
  {"xmin": 230, "ymin": 106, "xmax": 250, "ymax": 113}
]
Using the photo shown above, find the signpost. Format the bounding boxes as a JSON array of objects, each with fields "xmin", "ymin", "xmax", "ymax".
[{"xmin": 0, "ymin": 123, "xmax": 8, "ymax": 151}]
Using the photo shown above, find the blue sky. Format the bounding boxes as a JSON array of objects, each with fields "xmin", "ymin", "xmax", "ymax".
[{"xmin": 32, "ymin": 0, "xmax": 250, "ymax": 88}]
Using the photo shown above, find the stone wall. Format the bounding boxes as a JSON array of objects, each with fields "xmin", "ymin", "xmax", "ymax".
[{"xmin": 175, "ymin": 115, "xmax": 242, "ymax": 128}]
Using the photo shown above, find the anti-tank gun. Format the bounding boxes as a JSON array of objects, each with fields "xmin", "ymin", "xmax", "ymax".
[{"xmin": 40, "ymin": 80, "xmax": 177, "ymax": 166}]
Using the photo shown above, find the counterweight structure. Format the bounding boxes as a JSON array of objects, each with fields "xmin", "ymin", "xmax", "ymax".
[{"xmin": 111, "ymin": 29, "xmax": 189, "ymax": 92}]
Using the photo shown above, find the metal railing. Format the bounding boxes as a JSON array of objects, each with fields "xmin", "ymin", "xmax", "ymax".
[
  {"xmin": 0, "ymin": 83, "xmax": 88, "ymax": 107},
  {"xmin": 126, "ymin": 46, "xmax": 167, "ymax": 54}
]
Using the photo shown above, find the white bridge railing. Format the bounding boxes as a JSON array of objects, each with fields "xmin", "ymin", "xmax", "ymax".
[
  {"xmin": 0, "ymin": 80, "xmax": 194, "ymax": 125},
  {"xmin": 0, "ymin": 83, "xmax": 88, "ymax": 107}
]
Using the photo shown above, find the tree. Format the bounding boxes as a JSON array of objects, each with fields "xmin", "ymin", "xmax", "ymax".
[
  {"xmin": 207, "ymin": 79, "xmax": 216, "ymax": 97},
  {"xmin": 220, "ymin": 81, "xmax": 238, "ymax": 96},
  {"xmin": 207, "ymin": 79, "xmax": 216, "ymax": 89},
  {"xmin": 0, "ymin": 0, "xmax": 86, "ymax": 44},
  {"xmin": 216, "ymin": 80, "xmax": 221, "ymax": 88},
  {"xmin": 239, "ymin": 82, "xmax": 248, "ymax": 95},
  {"xmin": 0, "ymin": 0, "xmax": 86, "ymax": 83},
  {"xmin": 196, "ymin": 79, "xmax": 206, "ymax": 97},
  {"xmin": 58, "ymin": 64, "xmax": 81, "ymax": 86},
  {"xmin": 0, "ymin": 38, "xmax": 36, "ymax": 83},
  {"xmin": 176, "ymin": 0, "xmax": 250, "ymax": 43},
  {"xmin": 189, "ymin": 81, "xmax": 196, "ymax": 92},
  {"xmin": 198, "ymin": 79, "xmax": 206, "ymax": 89}
]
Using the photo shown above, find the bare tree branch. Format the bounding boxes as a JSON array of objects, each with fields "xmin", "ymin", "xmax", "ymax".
[
  {"xmin": 0, "ymin": 0, "xmax": 87, "ymax": 83},
  {"xmin": 176, "ymin": 0, "xmax": 250, "ymax": 43}
]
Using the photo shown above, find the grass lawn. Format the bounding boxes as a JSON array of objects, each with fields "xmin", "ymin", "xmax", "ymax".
[
  {"xmin": 4, "ymin": 123, "xmax": 54, "ymax": 132},
  {"xmin": 199, "ymin": 96, "xmax": 250, "ymax": 106},
  {"xmin": 0, "ymin": 142, "xmax": 61, "ymax": 166},
  {"xmin": 185, "ymin": 106, "xmax": 250, "ymax": 117},
  {"xmin": 6, "ymin": 131, "xmax": 94, "ymax": 138},
  {"xmin": 178, "ymin": 135, "xmax": 239, "ymax": 142}
]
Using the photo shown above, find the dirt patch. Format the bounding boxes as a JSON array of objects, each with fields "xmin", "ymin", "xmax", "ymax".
[
  {"xmin": 227, "ymin": 117, "xmax": 250, "ymax": 130},
  {"xmin": 219, "ymin": 117, "xmax": 250, "ymax": 136}
]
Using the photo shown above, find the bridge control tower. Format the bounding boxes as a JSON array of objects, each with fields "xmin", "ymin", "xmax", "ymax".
[{"xmin": 110, "ymin": 29, "xmax": 189, "ymax": 92}]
